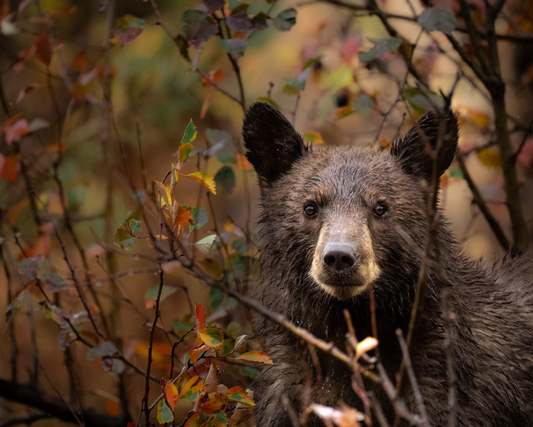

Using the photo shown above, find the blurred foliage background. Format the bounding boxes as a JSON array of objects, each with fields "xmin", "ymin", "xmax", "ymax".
[{"xmin": 1, "ymin": 0, "xmax": 533, "ymax": 425}]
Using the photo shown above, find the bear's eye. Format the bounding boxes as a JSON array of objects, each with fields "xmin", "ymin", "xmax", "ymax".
[
  {"xmin": 304, "ymin": 202, "xmax": 318, "ymax": 217},
  {"xmin": 373, "ymin": 203, "xmax": 387, "ymax": 217}
]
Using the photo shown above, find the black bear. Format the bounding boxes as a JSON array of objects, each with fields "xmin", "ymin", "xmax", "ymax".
[{"xmin": 242, "ymin": 101, "xmax": 533, "ymax": 426}]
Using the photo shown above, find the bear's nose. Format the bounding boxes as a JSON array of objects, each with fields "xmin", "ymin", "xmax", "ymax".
[{"xmin": 322, "ymin": 243, "xmax": 358, "ymax": 273}]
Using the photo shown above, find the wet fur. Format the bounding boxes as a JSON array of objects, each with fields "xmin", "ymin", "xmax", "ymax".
[{"xmin": 243, "ymin": 102, "xmax": 533, "ymax": 426}]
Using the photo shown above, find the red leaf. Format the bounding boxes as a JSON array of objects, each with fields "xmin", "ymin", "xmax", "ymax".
[
  {"xmin": 35, "ymin": 33, "xmax": 52, "ymax": 66},
  {"xmin": 196, "ymin": 303, "xmax": 206, "ymax": 327}
]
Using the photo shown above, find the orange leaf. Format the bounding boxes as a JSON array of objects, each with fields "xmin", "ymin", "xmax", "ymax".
[
  {"xmin": 35, "ymin": 33, "xmax": 52, "ymax": 66},
  {"xmin": 165, "ymin": 381, "xmax": 180, "ymax": 411},
  {"xmin": 196, "ymin": 303, "xmax": 206, "ymax": 327},
  {"xmin": 201, "ymin": 396, "xmax": 225, "ymax": 414},
  {"xmin": 233, "ymin": 31, "xmax": 246, "ymax": 39},
  {"xmin": 174, "ymin": 205, "xmax": 192, "ymax": 227},
  {"xmin": 73, "ymin": 49, "xmax": 88, "ymax": 70},
  {"xmin": 302, "ymin": 131, "xmax": 323, "ymax": 144},
  {"xmin": 106, "ymin": 399, "xmax": 120, "ymax": 416},
  {"xmin": 440, "ymin": 173, "xmax": 449, "ymax": 188},
  {"xmin": 235, "ymin": 351, "xmax": 273, "ymax": 365},
  {"xmin": 236, "ymin": 154, "xmax": 253, "ymax": 170},
  {"xmin": 189, "ymin": 348, "xmax": 199, "ymax": 364},
  {"xmin": 178, "ymin": 375, "xmax": 204, "ymax": 399},
  {"xmin": 184, "ymin": 172, "xmax": 217, "ymax": 195},
  {"xmin": 133, "ymin": 341, "xmax": 173, "ymax": 369},
  {"xmin": 2, "ymin": 156, "xmax": 21, "ymax": 181},
  {"xmin": 200, "ymin": 91, "xmax": 211, "ymax": 119}
]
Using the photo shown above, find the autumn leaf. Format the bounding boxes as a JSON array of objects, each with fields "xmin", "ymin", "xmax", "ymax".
[
  {"xmin": 236, "ymin": 154, "xmax": 253, "ymax": 170},
  {"xmin": 181, "ymin": 119, "xmax": 197, "ymax": 145},
  {"xmin": 35, "ymin": 33, "xmax": 52, "ymax": 66},
  {"xmin": 235, "ymin": 351, "xmax": 273, "ymax": 365},
  {"xmin": 157, "ymin": 400, "xmax": 174, "ymax": 423},
  {"xmin": 195, "ymin": 234, "xmax": 217, "ymax": 255},
  {"xmin": 165, "ymin": 381, "xmax": 180, "ymax": 411},
  {"xmin": 189, "ymin": 348, "xmax": 199, "ymax": 364},
  {"xmin": 203, "ymin": 364, "xmax": 219, "ymax": 393},
  {"xmin": 196, "ymin": 303, "xmax": 206, "ymax": 327},
  {"xmin": 18, "ymin": 255, "xmax": 44, "ymax": 280},
  {"xmin": 179, "ymin": 376, "xmax": 204, "ymax": 400},
  {"xmin": 303, "ymin": 131, "xmax": 323, "ymax": 144},
  {"xmin": 178, "ymin": 142, "xmax": 194, "ymax": 167},
  {"xmin": 477, "ymin": 148, "xmax": 501, "ymax": 168},
  {"xmin": 202, "ymin": 69, "xmax": 224, "ymax": 88},
  {"xmin": 174, "ymin": 205, "xmax": 192, "ymax": 227},
  {"xmin": 199, "ymin": 327, "xmax": 224, "ymax": 347},
  {"xmin": 227, "ymin": 387, "xmax": 255, "ymax": 406},
  {"xmin": 114, "ymin": 227, "xmax": 135, "ymax": 251},
  {"xmin": 184, "ymin": 172, "xmax": 217, "ymax": 195},
  {"xmin": 201, "ymin": 397, "xmax": 226, "ymax": 414}
]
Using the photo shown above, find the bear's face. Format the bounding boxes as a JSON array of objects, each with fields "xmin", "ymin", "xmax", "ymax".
[{"xmin": 243, "ymin": 102, "xmax": 458, "ymax": 301}]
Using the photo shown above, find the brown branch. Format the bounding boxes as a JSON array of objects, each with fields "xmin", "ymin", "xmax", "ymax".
[
  {"xmin": 455, "ymin": 149, "xmax": 510, "ymax": 250},
  {"xmin": 0, "ymin": 379, "xmax": 124, "ymax": 427}
]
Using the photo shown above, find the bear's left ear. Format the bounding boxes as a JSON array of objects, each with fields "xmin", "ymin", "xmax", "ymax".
[
  {"xmin": 243, "ymin": 102, "xmax": 307, "ymax": 184},
  {"xmin": 390, "ymin": 109, "xmax": 459, "ymax": 181}
]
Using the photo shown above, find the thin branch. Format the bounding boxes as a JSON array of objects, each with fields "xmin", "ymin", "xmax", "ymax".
[{"xmin": 455, "ymin": 149, "xmax": 510, "ymax": 250}]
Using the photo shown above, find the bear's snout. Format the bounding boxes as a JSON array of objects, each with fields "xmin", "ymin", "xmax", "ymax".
[{"xmin": 322, "ymin": 242, "xmax": 359, "ymax": 274}]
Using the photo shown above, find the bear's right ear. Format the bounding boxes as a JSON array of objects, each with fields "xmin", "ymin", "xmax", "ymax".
[{"xmin": 243, "ymin": 102, "xmax": 307, "ymax": 184}]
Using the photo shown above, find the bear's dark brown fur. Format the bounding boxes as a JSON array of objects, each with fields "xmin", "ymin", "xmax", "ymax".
[{"xmin": 243, "ymin": 102, "xmax": 533, "ymax": 426}]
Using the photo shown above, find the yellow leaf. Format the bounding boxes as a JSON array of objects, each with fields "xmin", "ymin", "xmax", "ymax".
[
  {"xmin": 302, "ymin": 131, "xmax": 323, "ymax": 144},
  {"xmin": 179, "ymin": 376, "xmax": 204, "ymax": 399},
  {"xmin": 156, "ymin": 181, "xmax": 173, "ymax": 209},
  {"xmin": 477, "ymin": 148, "xmax": 501, "ymax": 168},
  {"xmin": 184, "ymin": 172, "xmax": 217, "ymax": 195},
  {"xmin": 235, "ymin": 351, "xmax": 273, "ymax": 365},
  {"xmin": 199, "ymin": 327, "xmax": 224, "ymax": 347}
]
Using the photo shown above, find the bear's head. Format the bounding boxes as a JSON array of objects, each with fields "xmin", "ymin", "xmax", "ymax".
[{"xmin": 243, "ymin": 102, "xmax": 458, "ymax": 302}]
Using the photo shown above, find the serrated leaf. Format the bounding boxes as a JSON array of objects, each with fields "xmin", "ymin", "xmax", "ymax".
[
  {"xmin": 272, "ymin": 8, "xmax": 297, "ymax": 31},
  {"xmin": 182, "ymin": 120, "xmax": 197, "ymax": 145},
  {"xmin": 114, "ymin": 227, "xmax": 135, "ymax": 251},
  {"xmin": 179, "ymin": 142, "xmax": 194, "ymax": 167},
  {"xmin": 19, "ymin": 255, "xmax": 43, "ymax": 280},
  {"xmin": 129, "ymin": 219, "xmax": 142, "ymax": 233},
  {"xmin": 235, "ymin": 351, "xmax": 273, "ymax": 365},
  {"xmin": 179, "ymin": 376, "xmax": 204, "ymax": 400},
  {"xmin": 174, "ymin": 205, "xmax": 192, "ymax": 227},
  {"xmin": 165, "ymin": 381, "xmax": 180, "ymax": 411},
  {"xmin": 157, "ymin": 400, "xmax": 174, "ymax": 423},
  {"xmin": 220, "ymin": 39, "xmax": 247, "ymax": 58},
  {"xmin": 185, "ymin": 172, "xmax": 217, "ymax": 195},
  {"xmin": 226, "ymin": 4, "xmax": 254, "ymax": 32},
  {"xmin": 418, "ymin": 7, "xmax": 457, "ymax": 35},
  {"xmin": 195, "ymin": 234, "xmax": 217, "ymax": 255},
  {"xmin": 144, "ymin": 285, "xmax": 178, "ymax": 309},
  {"xmin": 199, "ymin": 327, "xmax": 224, "ymax": 347},
  {"xmin": 214, "ymin": 166, "xmax": 235, "ymax": 198},
  {"xmin": 227, "ymin": 387, "xmax": 255, "ymax": 406}
]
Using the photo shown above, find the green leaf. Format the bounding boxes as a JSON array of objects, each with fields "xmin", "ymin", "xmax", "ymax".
[
  {"xmin": 42, "ymin": 273, "xmax": 67, "ymax": 293},
  {"xmin": 210, "ymin": 287, "xmax": 225, "ymax": 312},
  {"xmin": 448, "ymin": 167, "xmax": 463, "ymax": 179},
  {"xmin": 272, "ymin": 8, "xmax": 297, "ymax": 31},
  {"xmin": 19, "ymin": 255, "xmax": 43, "ymax": 280},
  {"xmin": 5, "ymin": 289, "xmax": 27, "ymax": 325},
  {"xmin": 252, "ymin": 11, "xmax": 268, "ymax": 30},
  {"xmin": 352, "ymin": 95, "xmax": 375, "ymax": 115},
  {"xmin": 302, "ymin": 55, "xmax": 322, "ymax": 71},
  {"xmin": 358, "ymin": 37, "xmax": 401, "ymax": 62},
  {"xmin": 117, "ymin": 15, "xmax": 146, "ymax": 29},
  {"xmin": 190, "ymin": 206, "xmax": 209, "ymax": 232},
  {"xmin": 199, "ymin": 327, "xmax": 224, "ymax": 347},
  {"xmin": 157, "ymin": 400, "xmax": 174, "ymax": 423},
  {"xmin": 285, "ymin": 67, "xmax": 311, "ymax": 92},
  {"xmin": 220, "ymin": 39, "xmax": 248, "ymax": 58},
  {"xmin": 195, "ymin": 234, "xmax": 217, "ymax": 255},
  {"xmin": 173, "ymin": 314, "xmax": 193, "ymax": 332},
  {"xmin": 403, "ymin": 87, "xmax": 443, "ymax": 114},
  {"xmin": 282, "ymin": 84, "xmax": 300, "ymax": 96},
  {"xmin": 129, "ymin": 219, "xmax": 142, "ymax": 233},
  {"xmin": 182, "ymin": 10, "xmax": 217, "ymax": 43},
  {"xmin": 144, "ymin": 285, "xmax": 178, "ymax": 308},
  {"xmin": 181, "ymin": 120, "xmax": 197, "ymax": 145},
  {"xmin": 256, "ymin": 97, "xmax": 280, "ymax": 110},
  {"xmin": 418, "ymin": 7, "xmax": 457, "ymax": 35},
  {"xmin": 229, "ymin": 254, "xmax": 258, "ymax": 277},
  {"xmin": 114, "ymin": 227, "xmax": 135, "ymax": 251},
  {"xmin": 214, "ymin": 166, "xmax": 236, "ymax": 198}
]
